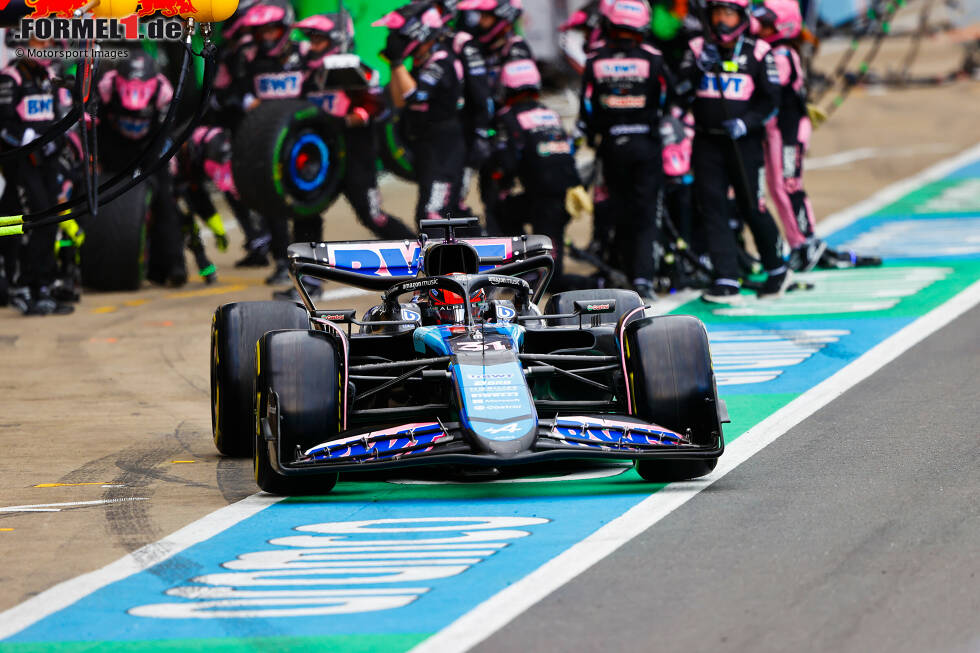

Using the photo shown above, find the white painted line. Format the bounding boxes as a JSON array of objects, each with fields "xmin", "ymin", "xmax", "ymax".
[
  {"xmin": 816, "ymin": 141, "xmax": 980, "ymax": 236},
  {"xmin": 412, "ymin": 278, "xmax": 980, "ymax": 653},
  {"xmin": 805, "ymin": 143, "xmax": 956, "ymax": 170},
  {"xmin": 0, "ymin": 493, "xmax": 285, "ymax": 639},
  {"xmin": 0, "ymin": 498, "xmax": 148, "ymax": 513}
]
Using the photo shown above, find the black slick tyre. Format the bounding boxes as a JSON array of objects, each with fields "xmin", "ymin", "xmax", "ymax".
[
  {"xmin": 254, "ymin": 329, "xmax": 340, "ymax": 495},
  {"xmin": 211, "ymin": 301, "xmax": 309, "ymax": 457},
  {"xmin": 80, "ymin": 183, "xmax": 149, "ymax": 291},
  {"xmin": 231, "ymin": 99, "xmax": 346, "ymax": 219},
  {"xmin": 624, "ymin": 314, "xmax": 722, "ymax": 482},
  {"xmin": 375, "ymin": 109, "xmax": 415, "ymax": 182}
]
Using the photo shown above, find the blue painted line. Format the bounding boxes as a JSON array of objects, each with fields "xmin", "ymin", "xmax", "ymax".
[
  {"xmin": 7, "ymin": 499, "xmax": 642, "ymax": 641},
  {"xmin": 708, "ymin": 317, "xmax": 910, "ymax": 396}
]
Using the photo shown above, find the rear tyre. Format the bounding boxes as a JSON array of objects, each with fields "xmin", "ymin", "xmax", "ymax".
[
  {"xmin": 375, "ymin": 107, "xmax": 415, "ymax": 181},
  {"xmin": 232, "ymin": 99, "xmax": 346, "ymax": 219},
  {"xmin": 211, "ymin": 301, "xmax": 310, "ymax": 457},
  {"xmin": 80, "ymin": 183, "xmax": 149, "ymax": 291},
  {"xmin": 254, "ymin": 329, "xmax": 341, "ymax": 495},
  {"xmin": 544, "ymin": 288, "xmax": 645, "ymax": 327},
  {"xmin": 624, "ymin": 315, "xmax": 721, "ymax": 482}
]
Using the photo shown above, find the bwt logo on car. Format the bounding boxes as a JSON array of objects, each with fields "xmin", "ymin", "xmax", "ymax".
[{"xmin": 127, "ymin": 516, "xmax": 550, "ymax": 618}]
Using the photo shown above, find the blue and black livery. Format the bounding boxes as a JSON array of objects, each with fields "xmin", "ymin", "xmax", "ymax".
[{"xmin": 210, "ymin": 218, "xmax": 728, "ymax": 494}]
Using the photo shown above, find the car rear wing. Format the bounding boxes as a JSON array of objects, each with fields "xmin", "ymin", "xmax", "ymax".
[{"xmin": 287, "ymin": 233, "xmax": 556, "ymax": 296}]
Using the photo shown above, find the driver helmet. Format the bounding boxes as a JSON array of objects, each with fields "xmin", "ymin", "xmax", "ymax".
[
  {"xmin": 427, "ymin": 276, "xmax": 487, "ymax": 324},
  {"xmin": 242, "ymin": 0, "xmax": 295, "ymax": 56},
  {"xmin": 295, "ymin": 13, "xmax": 354, "ymax": 55},
  {"xmin": 372, "ymin": 3, "xmax": 447, "ymax": 61},
  {"xmin": 500, "ymin": 58, "xmax": 541, "ymax": 98},
  {"xmin": 114, "ymin": 51, "xmax": 163, "ymax": 111},
  {"xmin": 603, "ymin": 0, "xmax": 651, "ymax": 36},
  {"xmin": 222, "ymin": 0, "xmax": 261, "ymax": 40},
  {"xmin": 751, "ymin": 0, "xmax": 802, "ymax": 43},
  {"xmin": 456, "ymin": 0, "xmax": 523, "ymax": 46},
  {"xmin": 423, "ymin": 0, "xmax": 461, "ymax": 20},
  {"xmin": 705, "ymin": 0, "xmax": 750, "ymax": 45}
]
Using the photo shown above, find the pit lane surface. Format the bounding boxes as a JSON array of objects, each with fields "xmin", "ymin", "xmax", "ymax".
[
  {"xmin": 1, "ymin": 37, "xmax": 979, "ymax": 651},
  {"xmin": 473, "ymin": 303, "xmax": 980, "ymax": 653}
]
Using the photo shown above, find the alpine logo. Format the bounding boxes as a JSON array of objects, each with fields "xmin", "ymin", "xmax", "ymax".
[{"xmin": 486, "ymin": 422, "xmax": 522, "ymax": 435}]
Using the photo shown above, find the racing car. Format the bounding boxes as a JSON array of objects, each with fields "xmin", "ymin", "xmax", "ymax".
[{"xmin": 210, "ymin": 218, "xmax": 728, "ymax": 495}]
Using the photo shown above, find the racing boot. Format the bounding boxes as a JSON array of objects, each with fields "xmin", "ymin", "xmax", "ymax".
[
  {"xmin": 187, "ymin": 238, "xmax": 218, "ymax": 285},
  {"xmin": 702, "ymin": 279, "xmax": 744, "ymax": 305},
  {"xmin": 10, "ymin": 286, "xmax": 74, "ymax": 316},
  {"xmin": 235, "ymin": 234, "xmax": 272, "ymax": 268},
  {"xmin": 265, "ymin": 259, "xmax": 290, "ymax": 286},
  {"xmin": 818, "ymin": 247, "xmax": 883, "ymax": 269},
  {"xmin": 33, "ymin": 286, "xmax": 75, "ymax": 315},
  {"xmin": 167, "ymin": 264, "xmax": 188, "ymax": 288},
  {"xmin": 198, "ymin": 264, "xmax": 219, "ymax": 285},
  {"xmin": 757, "ymin": 267, "xmax": 794, "ymax": 299},
  {"xmin": 788, "ymin": 238, "xmax": 828, "ymax": 273},
  {"xmin": 50, "ymin": 276, "xmax": 81, "ymax": 303}
]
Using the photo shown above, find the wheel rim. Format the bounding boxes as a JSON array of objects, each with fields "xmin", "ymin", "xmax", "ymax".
[{"xmin": 288, "ymin": 132, "xmax": 329, "ymax": 193}]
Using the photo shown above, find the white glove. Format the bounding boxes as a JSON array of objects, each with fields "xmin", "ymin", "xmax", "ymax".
[{"xmin": 19, "ymin": 128, "xmax": 37, "ymax": 146}]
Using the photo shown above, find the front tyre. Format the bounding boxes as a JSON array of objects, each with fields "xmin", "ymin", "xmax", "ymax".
[
  {"xmin": 624, "ymin": 314, "xmax": 722, "ymax": 482},
  {"xmin": 254, "ymin": 329, "xmax": 341, "ymax": 495},
  {"xmin": 211, "ymin": 301, "xmax": 310, "ymax": 457}
]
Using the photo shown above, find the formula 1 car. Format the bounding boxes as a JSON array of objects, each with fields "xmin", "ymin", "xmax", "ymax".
[{"xmin": 210, "ymin": 219, "xmax": 727, "ymax": 495}]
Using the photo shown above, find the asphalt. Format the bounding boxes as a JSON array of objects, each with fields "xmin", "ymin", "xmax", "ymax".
[{"xmin": 474, "ymin": 304, "xmax": 980, "ymax": 653}]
